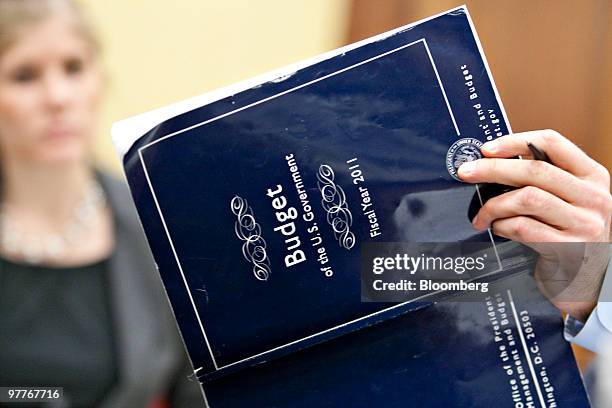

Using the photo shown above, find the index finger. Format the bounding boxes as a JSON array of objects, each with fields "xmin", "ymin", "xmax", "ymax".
[
  {"xmin": 480, "ymin": 130, "xmax": 602, "ymax": 180},
  {"xmin": 458, "ymin": 157, "xmax": 589, "ymax": 204}
]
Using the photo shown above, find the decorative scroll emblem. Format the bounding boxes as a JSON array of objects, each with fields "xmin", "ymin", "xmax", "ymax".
[
  {"xmin": 446, "ymin": 137, "xmax": 483, "ymax": 181},
  {"xmin": 230, "ymin": 196, "xmax": 271, "ymax": 281},
  {"xmin": 316, "ymin": 164, "xmax": 356, "ymax": 250}
]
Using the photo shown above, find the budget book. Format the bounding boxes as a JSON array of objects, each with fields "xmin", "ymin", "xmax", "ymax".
[{"xmin": 113, "ymin": 6, "xmax": 590, "ymax": 407}]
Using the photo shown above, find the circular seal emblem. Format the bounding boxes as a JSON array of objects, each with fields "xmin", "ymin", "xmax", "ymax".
[{"xmin": 446, "ymin": 137, "xmax": 483, "ymax": 181}]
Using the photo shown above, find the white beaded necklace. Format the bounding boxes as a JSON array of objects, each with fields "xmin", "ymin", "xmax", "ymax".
[{"xmin": 0, "ymin": 181, "xmax": 107, "ymax": 265}]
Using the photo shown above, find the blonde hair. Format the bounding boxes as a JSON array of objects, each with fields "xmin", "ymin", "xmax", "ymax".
[{"xmin": 0, "ymin": 0, "xmax": 100, "ymax": 57}]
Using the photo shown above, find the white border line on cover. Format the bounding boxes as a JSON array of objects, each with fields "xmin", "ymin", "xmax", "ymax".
[
  {"xmin": 139, "ymin": 39, "xmax": 457, "ymax": 151},
  {"xmin": 138, "ymin": 36, "xmax": 503, "ymax": 371}
]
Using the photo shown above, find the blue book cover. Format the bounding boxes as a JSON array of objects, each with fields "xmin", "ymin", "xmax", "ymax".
[{"xmin": 113, "ymin": 6, "xmax": 590, "ymax": 407}]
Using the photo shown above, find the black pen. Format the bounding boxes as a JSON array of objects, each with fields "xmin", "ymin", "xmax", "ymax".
[{"xmin": 527, "ymin": 141, "xmax": 551, "ymax": 163}]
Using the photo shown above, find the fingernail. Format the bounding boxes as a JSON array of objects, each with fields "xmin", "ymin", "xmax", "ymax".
[
  {"xmin": 481, "ymin": 140, "xmax": 498, "ymax": 153},
  {"xmin": 472, "ymin": 214, "xmax": 480, "ymax": 227},
  {"xmin": 472, "ymin": 214, "xmax": 488, "ymax": 231},
  {"xmin": 458, "ymin": 160, "xmax": 477, "ymax": 177}
]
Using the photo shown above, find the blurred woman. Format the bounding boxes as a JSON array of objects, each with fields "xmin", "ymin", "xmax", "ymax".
[{"xmin": 0, "ymin": 1, "xmax": 203, "ymax": 406}]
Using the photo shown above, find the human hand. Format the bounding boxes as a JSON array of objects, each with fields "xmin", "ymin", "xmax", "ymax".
[{"xmin": 458, "ymin": 129, "xmax": 612, "ymax": 321}]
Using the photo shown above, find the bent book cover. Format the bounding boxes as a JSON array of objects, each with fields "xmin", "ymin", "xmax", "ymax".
[{"xmin": 113, "ymin": 6, "xmax": 590, "ymax": 407}]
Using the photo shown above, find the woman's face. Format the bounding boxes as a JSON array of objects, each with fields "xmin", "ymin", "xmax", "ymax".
[{"xmin": 0, "ymin": 14, "xmax": 102, "ymax": 165}]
